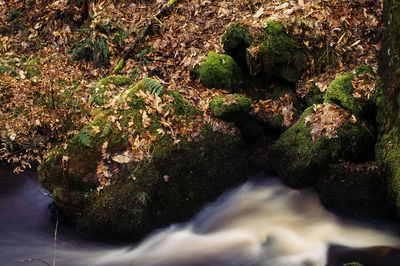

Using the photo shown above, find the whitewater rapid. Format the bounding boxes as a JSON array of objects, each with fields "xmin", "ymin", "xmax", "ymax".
[{"xmin": 1, "ymin": 171, "xmax": 399, "ymax": 266}]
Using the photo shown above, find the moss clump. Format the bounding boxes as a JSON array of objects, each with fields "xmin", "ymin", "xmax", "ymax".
[
  {"xmin": 222, "ymin": 22, "xmax": 253, "ymax": 66},
  {"xmin": 375, "ymin": 126, "xmax": 400, "ymax": 217},
  {"xmin": 316, "ymin": 163, "xmax": 390, "ymax": 219},
  {"xmin": 39, "ymin": 79, "xmax": 247, "ymax": 241},
  {"xmin": 196, "ymin": 52, "xmax": 241, "ymax": 92},
  {"xmin": 325, "ymin": 67, "xmax": 376, "ymax": 119},
  {"xmin": 91, "ymin": 75, "xmax": 134, "ymax": 106},
  {"xmin": 210, "ymin": 94, "xmax": 252, "ymax": 119},
  {"xmin": 247, "ymin": 21, "xmax": 304, "ymax": 83},
  {"xmin": 324, "ymin": 74, "xmax": 363, "ymax": 116},
  {"xmin": 355, "ymin": 65, "xmax": 374, "ymax": 76},
  {"xmin": 268, "ymin": 105, "xmax": 374, "ymax": 187}
]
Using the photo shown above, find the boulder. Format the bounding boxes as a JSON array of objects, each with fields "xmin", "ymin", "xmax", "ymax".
[
  {"xmin": 196, "ymin": 52, "xmax": 241, "ymax": 92},
  {"xmin": 268, "ymin": 103, "xmax": 374, "ymax": 188},
  {"xmin": 316, "ymin": 162, "xmax": 390, "ymax": 219},
  {"xmin": 39, "ymin": 78, "xmax": 247, "ymax": 240}
]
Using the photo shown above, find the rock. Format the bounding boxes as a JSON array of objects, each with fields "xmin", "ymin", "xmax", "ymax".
[
  {"xmin": 316, "ymin": 162, "xmax": 391, "ymax": 219},
  {"xmin": 91, "ymin": 75, "xmax": 134, "ymax": 106},
  {"xmin": 210, "ymin": 93, "xmax": 252, "ymax": 122},
  {"xmin": 222, "ymin": 22, "xmax": 253, "ymax": 68},
  {"xmin": 324, "ymin": 66, "xmax": 376, "ymax": 119},
  {"xmin": 39, "ymin": 78, "xmax": 248, "ymax": 240},
  {"xmin": 327, "ymin": 244, "xmax": 400, "ymax": 266},
  {"xmin": 196, "ymin": 52, "xmax": 241, "ymax": 92},
  {"xmin": 268, "ymin": 103, "xmax": 375, "ymax": 188},
  {"xmin": 375, "ymin": 0, "xmax": 400, "ymax": 219},
  {"xmin": 246, "ymin": 21, "xmax": 306, "ymax": 84}
]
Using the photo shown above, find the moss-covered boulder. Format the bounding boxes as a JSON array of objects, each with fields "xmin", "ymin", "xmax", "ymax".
[
  {"xmin": 210, "ymin": 93, "xmax": 252, "ymax": 122},
  {"xmin": 375, "ymin": 0, "xmax": 400, "ymax": 219},
  {"xmin": 39, "ymin": 79, "xmax": 247, "ymax": 240},
  {"xmin": 222, "ymin": 22, "xmax": 253, "ymax": 67},
  {"xmin": 324, "ymin": 66, "xmax": 376, "ymax": 118},
  {"xmin": 196, "ymin": 52, "xmax": 241, "ymax": 92},
  {"xmin": 316, "ymin": 162, "xmax": 390, "ymax": 219},
  {"xmin": 246, "ymin": 21, "xmax": 306, "ymax": 84},
  {"xmin": 268, "ymin": 103, "xmax": 374, "ymax": 187},
  {"xmin": 91, "ymin": 75, "xmax": 134, "ymax": 106}
]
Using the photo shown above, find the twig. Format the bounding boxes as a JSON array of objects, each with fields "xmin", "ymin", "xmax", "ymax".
[
  {"xmin": 14, "ymin": 258, "xmax": 50, "ymax": 266},
  {"xmin": 53, "ymin": 220, "xmax": 58, "ymax": 266}
]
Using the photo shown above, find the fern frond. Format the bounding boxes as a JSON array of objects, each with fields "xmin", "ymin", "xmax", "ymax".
[
  {"xmin": 100, "ymin": 124, "xmax": 111, "ymax": 137},
  {"xmin": 76, "ymin": 129, "xmax": 91, "ymax": 147},
  {"xmin": 143, "ymin": 78, "xmax": 163, "ymax": 95}
]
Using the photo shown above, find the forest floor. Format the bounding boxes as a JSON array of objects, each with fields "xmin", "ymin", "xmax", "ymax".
[{"xmin": 0, "ymin": 0, "xmax": 382, "ymax": 172}]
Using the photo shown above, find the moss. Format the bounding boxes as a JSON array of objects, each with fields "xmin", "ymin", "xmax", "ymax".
[
  {"xmin": 210, "ymin": 94, "xmax": 252, "ymax": 118},
  {"xmin": 39, "ymin": 79, "xmax": 248, "ymax": 240},
  {"xmin": 324, "ymin": 74, "xmax": 363, "ymax": 116},
  {"xmin": 113, "ymin": 59, "xmax": 124, "ymax": 74},
  {"xmin": 246, "ymin": 21, "xmax": 304, "ymax": 83},
  {"xmin": 268, "ymin": 105, "xmax": 374, "ymax": 187},
  {"xmin": 355, "ymin": 65, "xmax": 374, "ymax": 76},
  {"xmin": 222, "ymin": 22, "xmax": 253, "ymax": 66},
  {"xmin": 197, "ymin": 52, "xmax": 241, "ymax": 92},
  {"xmin": 344, "ymin": 263, "xmax": 364, "ymax": 266},
  {"xmin": 91, "ymin": 75, "xmax": 134, "ymax": 106},
  {"xmin": 169, "ymin": 91, "xmax": 201, "ymax": 117},
  {"xmin": 375, "ymin": 126, "xmax": 400, "ymax": 216}
]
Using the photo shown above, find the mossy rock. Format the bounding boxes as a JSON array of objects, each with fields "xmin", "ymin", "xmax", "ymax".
[
  {"xmin": 91, "ymin": 75, "xmax": 134, "ymax": 106},
  {"xmin": 268, "ymin": 104, "xmax": 374, "ymax": 188},
  {"xmin": 196, "ymin": 52, "xmax": 241, "ymax": 92},
  {"xmin": 246, "ymin": 21, "xmax": 306, "ymax": 84},
  {"xmin": 376, "ymin": 126, "xmax": 400, "ymax": 217},
  {"xmin": 39, "ymin": 79, "xmax": 247, "ymax": 240},
  {"xmin": 210, "ymin": 93, "xmax": 252, "ymax": 122},
  {"xmin": 222, "ymin": 22, "xmax": 253, "ymax": 67},
  {"xmin": 325, "ymin": 66, "xmax": 376, "ymax": 118},
  {"xmin": 316, "ymin": 163, "xmax": 390, "ymax": 219}
]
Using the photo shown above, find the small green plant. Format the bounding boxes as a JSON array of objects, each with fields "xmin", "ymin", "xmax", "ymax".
[
  {"xmin": 143, "ymin": 78, "xmax": 163, "ymax": 95},
  {"xmin": 76, "ymin": 128, "xmax": 92, "ymax": 147}
]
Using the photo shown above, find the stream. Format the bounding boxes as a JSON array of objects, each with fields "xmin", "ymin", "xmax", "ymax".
[{"xmin": 1, "ymin": 168, "xmax": 400, "ymax": 266}]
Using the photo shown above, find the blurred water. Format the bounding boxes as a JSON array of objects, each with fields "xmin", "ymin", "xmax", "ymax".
[{"xmin": 1, "ymin": 169, "xmax": 399, "ymax": 266}]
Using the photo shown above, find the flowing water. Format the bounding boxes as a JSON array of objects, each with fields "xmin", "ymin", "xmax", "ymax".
[{"xmin": 1, "ymin": 168, "xmax": 400, "ymax": 266}]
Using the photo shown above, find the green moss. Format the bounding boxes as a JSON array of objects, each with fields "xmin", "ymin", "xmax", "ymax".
[
  {"xmin": 355, "ymin": 65, "xmax": 374, "ymax": 76},
  {"xmin": 169, "ymin": 92, "xmax": 201, "ymax": 117},
  {"xmin": 113, "ymin": 59, "xmax": 125, "ymax": 74},
  {"xmin": 222, "ymin": 22, "xmax": 253, "ymax": 65},
  {"xmin": 344, "ymin": 263, "xmax": 364, "ymax": 266},
  {"xmin": 210, "ymin": 94, "xmax": 252, "ymax": 118},
  {"xmin": 197, "ymin": 52, "xmax": 241, "ymax": 92},
  {"xmin": 39, "ymin": 79, "xmax": 248, "ymax": 240},
  {"xmin": 247, "ymin": 21, "xmax": 304, "ymax": 83},
  {"xmin": 324, "ymin": 74, "xmax": 363, "ymax": 116},
  {"xmin": 375, "ymin": 125, "xmax": 400, "ymax": 216},
  {"xmin": 92, "ymin": 75, "xmax": 134, "ymax": 106},
  {"xmin": 268, "ymin": 105, "xmax": 374, "ymax": 187},
  {"xmin": 26, "ymin": 57, "xmax": 41, "ymax": 79}
]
